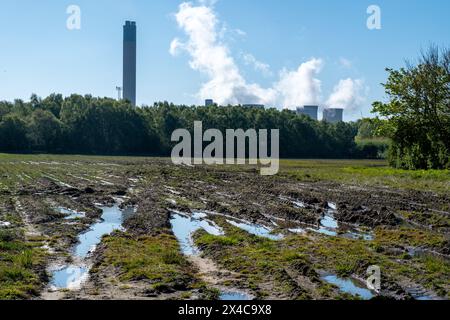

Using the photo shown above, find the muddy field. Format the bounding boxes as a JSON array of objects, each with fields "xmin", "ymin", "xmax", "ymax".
[{"xmin": 0, "ymin": 155, "xmax": 449, "ymax": 300}]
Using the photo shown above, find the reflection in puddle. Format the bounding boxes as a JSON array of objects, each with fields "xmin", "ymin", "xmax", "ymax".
[
  {"xmin": 50, "ymin": 265, "xmax": 88, "ymax": 290},
  {"xmin": 227, "ymin": 220, "xmax": 284, "ymax": 241},
  {"xmin": 315, "ymin": 203, "xmax": 339, "ymax": 236},
  {"xmin": 284, "ymin": 201, "xmax": 374, "ymax": 241},
  {"xmin": 170, "ymin": 211, "xmax": 224, "ymax": 256},
  {"xmin": 169, "ymin": 212, "xmax": 254, "ymax": 300},
  {"xmin": 57, "ymin": 207, "xmax": 86, "ymax": 220},
  {"xmin": 288, "ymin": 227, "xmax": 306, "ymax": 234},
  {"xmin": 220, "ymin": 291, "xmax": 253, "ymax": 300},
  {"xmin": 75, "ymin": 205, "xmax": 125, "ymax": 257},
  {"xmin": 322, "ymin": 275, "xmax": 374, "ymax": 300},
  {"xmin": 321, "ymin": 212, "xmax": 338, "ymax": 229},
  {"xmin": 50, "ymin": 204, "xmax": 131, "ymax": 290},
  {"xmin": 417, "ymin": 296, "xmax": 432, "ymax": 300}
]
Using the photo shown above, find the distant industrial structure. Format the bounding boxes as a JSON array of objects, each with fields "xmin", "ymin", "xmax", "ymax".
[
  {"xmin": 295, "ymin": 105, "xmax": 344, "ymax": 122},
  {"xmin": 119, "ymin": 19, "xmax": 345, "ymax": 119},
  {"xmin": 115, "ymin": 86, "xmax": 122, "ymax": 100},
  {"xmin": 297, "ymin": 105, "xmax": 319, "ymax": 120},
  {"xmin": 323, "ymin": 108, "xmax": 344, "ymax": 123},
  {"xmin": 123, "ymin": 21, "xmax": 137, "ymax": 106}
]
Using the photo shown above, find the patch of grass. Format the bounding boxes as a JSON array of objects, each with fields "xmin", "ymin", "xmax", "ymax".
[
  {"xmin": 196, "ymin": 233, "xmax": 241, "ymax": 247},
  {"xmin": 0, "ymin": 266, "xmax": 34, "ymax": 282},
  {"xmin": 0, "ymin": 230, "xmax": 46, "ymax": 300},
  {"xmin": 399, "ymin": 211, "xmax": 450, "ymax": 230},
  {"xmin": 13, "ymin": 250, "xmax": 34, "ymax": 268},
  {"xmin": 100, "ymin": 232, "xmax": 200, "ymax": 293},
  {"xmin": 279, "ymin": 159, "xmax": 449, "ymax": 194},
  {"xmin": 0, "ymin": 229, "xmax": 16, "ymax": 242},
  {"xmin": 374, "ymin": 227, "xmax": 447, "ymax": 249},
  {"xmin": 202, "ymin": 287, "xmax": 221, "ymax": 300},
  {"xmin": 335, "ymin": 263, "xmax": 358, "ymax": 278}
]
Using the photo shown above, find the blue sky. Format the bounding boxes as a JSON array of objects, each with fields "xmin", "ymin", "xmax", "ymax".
[{"xmin": 0, "ymin": 0, "xmax": 449, "ymax": 120}]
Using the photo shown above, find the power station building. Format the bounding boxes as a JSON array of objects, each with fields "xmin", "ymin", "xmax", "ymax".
[
  {"xmin": 297, "ymin": 105, "xmax": 318, "ymax": 120},
  {"xmin": 123, "ymin": 21, "xmax": 137, "ymax": 106},
  {"xmin": 323, "ymin": 108, "xmax": 344, "ymax": 123}
]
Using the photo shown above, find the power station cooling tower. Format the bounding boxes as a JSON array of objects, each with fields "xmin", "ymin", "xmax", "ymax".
[
  {"xmin": 323, "ymin": 108, "xmax": 344, "ymax": 123},
  {"xmin": 297, "ymin": 106, "xmax": 319, "ymax": 120}
]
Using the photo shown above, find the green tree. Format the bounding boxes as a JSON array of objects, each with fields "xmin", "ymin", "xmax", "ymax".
[
  {"xmin": 0, "ymin": 115, "xmax": 29, "ymax": 151},
  {"xmin": 372, "ymin": 46, "xmax": 450, "ymax": 169},
  {"xmin": 27, "ymin": 109, "xmax": 63, "ymax": 152}
]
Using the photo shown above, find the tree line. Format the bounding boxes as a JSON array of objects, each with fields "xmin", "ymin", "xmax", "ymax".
[
  {"xmin": 0, "ymin": 94, "xmax": 378, "ymax": 159},
  {"xmin": 2, "ymin": 47, "xmax": 447, "ymax": 169}
]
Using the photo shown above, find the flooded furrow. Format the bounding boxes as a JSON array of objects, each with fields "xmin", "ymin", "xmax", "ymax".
[
  {"xmin": 321, "ymin": 275, "xmax": 375, "ymax": 300},
  {"xmin": 57, "ymin": 207, "xmax": 86, "ymax": 220},
  {"xmin": 226, "ymin": 219, "xmax": 284, "ymax": 240},
  {"xmin": 282, "ymin": 199, "xmax": 374, "ymax": 240},
  {"xmin": 169, "ymin": 210, "xmax": 253, "ymax": 300},
  {"xmin": 47, "ymin": 203, "xmax": 133, "ymax": 293},
  {"xmin": 170, "ymin": 211, "xmax": 224, "ymax": 255}
]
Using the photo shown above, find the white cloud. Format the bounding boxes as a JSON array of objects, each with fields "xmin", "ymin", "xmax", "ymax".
[
  {"xmin": 326, "ymin": 78, "xmax": 366, "ymax": 110},
  {"xmin": 242, "ymin": 53, "xmax": 272, "ymax": 77},
  {"xmin": 234, "ymin": 28, "xmax": 247, "ymax": 37},
  {"xmin": 170, "ymin": 2, "xmax": 367, "ymax": 111},
  {"xmin": 171, "ymin": 2, "xmax": 276, "ymax": 105},
  {"xmin": 169, "ymin": 38, "xmax": 184, "ymax": 56},
  {"xmin": 275, "ymin": 58, "xmax": 323, "ymax": 109}
]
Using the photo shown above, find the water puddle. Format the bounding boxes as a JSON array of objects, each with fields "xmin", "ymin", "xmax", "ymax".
[
  {"xmin": 49, "ymin": 203, "xmax": 131, "ymax": 290},
  {"xmin": 293, "ymin": 200, "xmax": 306, "ymax": 208},
  {"xmin": 190, "ymin": 211, "xmax": 285, "ymax": 241},
  {"xmin": 226, "ymin": 219, "xmax": 284, "ymax": 241},
  {"xmin": 287, "ymin": 202, "xmax": 374, "ymax": 241},
  {"xmin": 0, "ymin": 221, "xmax": 11, "ymax": 228},
  {"xmin": 219, "ymin": 291, "xmax": 253, "ymax": 300},
  {"xmin": 57, "ymin": 207, "xmax": 86, "ymax": 220},
  {"xmin": 321, "ymin": 212, "xmax": 338, "ymax": 229},
  {"xmin": 304, "ymin": 204, "xmax": 340, "ymax": 237},
  {"xmin": 322, "ymin": 275, "xmax": 375, "ymax": 300},
  {"xmin": 288, "ymin": 227, "xmax": 306, "ymax": 234},
  {"xmin": 50, "ymin": 265, "xmax": 89, "ymax": 290},
  {"xmin": 404, "ymin": 280, "xmax": 445, "ymax": 300},
  {"xmin": 169, "ymin": 211, "xmax": 254, "ymax": 300},
  {"xmin": 170, "ymin": 211, "xmax": 224, "ymax": 256},
  {"xmin": 74, "ymin": 205, "xmax": 124, "ymax": 257},
  {"xmin": 415, "ymin": 295, "xmax": 434, "ymax": 300}
]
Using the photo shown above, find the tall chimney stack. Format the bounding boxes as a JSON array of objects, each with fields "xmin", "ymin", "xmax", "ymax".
[{"xmin": 123, "ymin": 21, "xmax": 136, "ymax": 106}]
